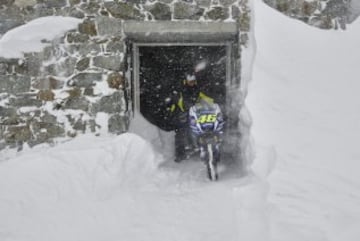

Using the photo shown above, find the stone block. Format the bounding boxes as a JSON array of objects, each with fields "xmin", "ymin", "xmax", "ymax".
[
  {"xmin": 174, "ymin": 1, "xmax": 204, "ymax": 20},
  {"xmin": 5, "ymin": 125, "xmax": 31, "ymax": 143},
  {"xmin": 76, "ymin": 57, "xmax": 90, "ymax": 71},
  {"xmin": 29, "ymin": 121, "xmax": 65, "ymax": 146},
  {"xmin": 0, "ymin": 141, "xmax": 5, "ymax": 151},
  {"xmin": 108, "ymin": 114, "xmax": 128, "ymax": 134},
  {"xmin": 0, "ymin": 75, "xmax": 31, "ymax": 94},
  {"xmin": 40, "ymin": 111, "xmax": 57, "ymax": 124},
  {"xmin": 0, "ymin": 63, "xmax": 8, "ymax": 74},
  {"xmin": 57, "ymin": 57, "xmax": 77, "ymax": 77},
  {"xmin": 46, "ymin": 124, "xmax": 65, "ymax": 137},
  {"xmin": 73, "ymin": 118, "xmax": 86, "ymax": 132},
  {"xmin": 69, "ymin": 0, "xmax": 80, "ymax": 6},
  {"xmin": 33, "ymin": 76, "xmax": 64, "ymax": 90},
  {"xmin": 79, "ymin": 2, "xmax": 101, "ymax": 15},
  {"xmin": 126, "ymin": 0, "xmax": 147, "ymax": 4},
  {"xmin": 44, "ymin": 0, "xmax": 67, "ymax": 8},
  {"xmin": 106, "ymin": 72, "xmax": 124, "ymax": 90},
  {"xmin": 219, "ymin": 0, "xmax": 237, "ymax": 7},
  {"xmin": 37, "ymin": 89, "xmax": 55, "ymax": 101},
  {"xmin": 68, "ymin": 42, "xmax": 101, "ymax": 56},
  {"xmin": 66, "ymin": 31, "xmax": 90, "ymax": 43},
  {"xmin": 69, "ymin": 8, "xmax": 85, "ymax": 19},
  {"xmin": 106, "ymin": 39, "xmax": 124, "ymax": 53},
  {"xmin": 48, "ymin": 76, "xmax": 64, "ymax": 89},
  {"xmin": 0, "ymin": 0, "xmax": 15, "ymax": 7},
  {"xmin": 239, "ymin": 11, "xmax": 250, "ymax": 32},
  {"xmin": 64, "ymin": 96, "xmax": 89, "ymax": 111},
  {"xmin": 96, "ymin": 16, "xmax": 122, "ymax": 36},
  {"xmin": 78, "ymin": 19, "xmax": 97, "ymax": 36},
  {"xmin": 68, "ymin": 72, "xmax": 102, "ymax": 88},
  {"xmin": 99, "ymin": 7, "xmax": 109, "ymax": 16},
  {"xmin": 104, "ymin": 1, "xmax": 144, "ymax": 20},
  {"xmin": 92, "ymin": 91, "xmax": 124, "ymax": 114},
  {"xmin": 88, "ymin": 119, "xmax": 97, "ymax": 132},
  {"xmin": 197, "ymin": 0, "xmax": 211, "ymax": 8},
  {"xmin": 0, "ymin": 17, "xmax": 24, "ymax": 35},
  {"xmin": 0, "ymin": 106, "xmax": 16, "ymax": 117},
  {"xmin": 206, "ymin": 6, "xmax": 229, "ymax": 20},
  {"xmin": 25, "ymin": 53, "xmax": 42, "ymax": 76},
  {"xmin": 146, "ymin": 2, "xmax": 171, "ymax": 20},
  {"xmin": 33, "ymin": 4, "xmax": 54, "ymax": 18},
  {"xmin": 301, "ymin": 1, "xmax": 318, "ymax": 17},
  {"xmin": 40, "ymin": 46, "xmax": 54, "ymax": 61},
  {"xmin": 8, "ymin": 96, "xmax": 43, "ymax": 107},
  {"xmin": 14, "ymin": 61, "xmax": 28, "ymax": 75},
  {"xmin": 0, "ymin": 116, "xmax": 20, "ymax": 125},
  {"xmin": 83, "ymin": 87, "xmax": 94, "ymax": 96},
  {"xmin": 14, "ymin": 0, "xmax": 37, "ymax": 8},
  {"xmin": 93, "ymin": 55, "xmax": 123, "ymax": 71},
  {"xmin": 42, "ymin": 64, "xmax": 55, "ymax": 76},
  {"xmin": 66, "ymin": 87, "xmax": 82, "ymax": 98}
]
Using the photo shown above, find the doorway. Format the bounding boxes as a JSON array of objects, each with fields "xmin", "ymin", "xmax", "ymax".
[{"xmin": 134, "ymin": 44, "xmax": 230, "ymax": 131}]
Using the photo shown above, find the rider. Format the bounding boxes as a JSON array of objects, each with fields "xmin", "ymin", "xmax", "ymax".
[{"xmin": 169, "ymin": 70, "xmax": 214, "ymax": 163}]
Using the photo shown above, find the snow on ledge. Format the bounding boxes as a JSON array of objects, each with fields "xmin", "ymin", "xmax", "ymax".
[{"xmin": 0, "ymin": 16, "xmax": 82, "ymax": 59}]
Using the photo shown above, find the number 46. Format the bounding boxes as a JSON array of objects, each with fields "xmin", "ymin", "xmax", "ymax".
[{"xmin": 197, "ymin": 114, "xmax": 217, "ymax": 124}]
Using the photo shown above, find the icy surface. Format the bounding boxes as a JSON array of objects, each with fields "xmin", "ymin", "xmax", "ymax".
[{"xmin": 1, "ymin": 1, "xmax": 360, "ymax": 241}]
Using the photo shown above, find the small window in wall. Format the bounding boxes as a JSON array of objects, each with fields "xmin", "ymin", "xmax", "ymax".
[{"xmin": 133, "ymin": 44, "xmax": 230, "ymax": 131}]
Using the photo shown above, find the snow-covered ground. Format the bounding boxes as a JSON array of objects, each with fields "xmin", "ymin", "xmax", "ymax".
[{"xmin": 1, "ymin": 1, "xmax": 360, "ymax": 241}]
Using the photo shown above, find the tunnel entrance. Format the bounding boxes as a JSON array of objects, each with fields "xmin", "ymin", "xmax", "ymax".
[{"xmin": 136, "ymin": 44, "xmax": 229, "ymax": 131}]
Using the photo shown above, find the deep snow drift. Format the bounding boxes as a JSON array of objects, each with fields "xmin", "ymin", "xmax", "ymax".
[
  {"xmin": 0, "ymin": 133, "xmax": 246, "ymax": 241},
  {"xmin": 246, "ymin": 1, "xmax": 360, "ymax": 240},
  {"xmin": 1, "ymin": 1, "xmax": 360, "ymax": 241}
]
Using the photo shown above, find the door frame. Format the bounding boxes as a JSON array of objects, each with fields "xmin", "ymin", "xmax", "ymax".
[{"xmin": 131, "ymin": 42, "xmax": 234, "ymax": 116}]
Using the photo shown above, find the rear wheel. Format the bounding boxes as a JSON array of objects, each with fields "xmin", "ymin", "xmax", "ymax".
[{"xmin": 206, "ymin": 143, "xmax": 218, "ymax": 181}]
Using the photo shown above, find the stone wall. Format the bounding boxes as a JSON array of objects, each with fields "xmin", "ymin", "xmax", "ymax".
[
  {"xmin": 0, "ymin": 0, "xmax": 251, "ymax": 150},
  {"xmin": 263, "ymin": 0, "xmax": 357, "ymax": 30}
]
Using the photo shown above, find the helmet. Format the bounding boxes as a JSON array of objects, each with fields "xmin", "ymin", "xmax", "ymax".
[
  {"xmin": 184, "ymin": 71, "xmax": 197, "ymax": 86},
  {"xmin": 186, "ymin": 73, "xmax": 196, "ymax": 81}
]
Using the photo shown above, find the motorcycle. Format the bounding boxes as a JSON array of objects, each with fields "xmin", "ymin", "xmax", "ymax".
[{"xmin": 189, "ymin": 100, "xmax": 225, "ymax": 181}]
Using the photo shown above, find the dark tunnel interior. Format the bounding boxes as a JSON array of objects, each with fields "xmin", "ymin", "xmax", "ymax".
[{"xmin": 139, "ymin": 45, "xmax": 227, "ymax": 131}]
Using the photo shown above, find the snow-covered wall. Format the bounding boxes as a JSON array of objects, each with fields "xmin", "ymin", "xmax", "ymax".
[{"xmin": 0, "ymin": 0, "xmax": 251, "ymax": 151}]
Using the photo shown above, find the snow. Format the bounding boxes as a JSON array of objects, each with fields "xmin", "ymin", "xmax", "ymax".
[
  {"xmin": 349, "ymin": 1, "xmax": 360, "ymax": 22},
  {"xmin": 1, "ymin": 1, "xmax": 360, "ymax": 241},
  {"xmin": 0, "ymin": 16, "xmax": 82, "ymax": 58},
  {"xmin": 246, "ymin": 1, "xmax": 360, "ymax": 240}
]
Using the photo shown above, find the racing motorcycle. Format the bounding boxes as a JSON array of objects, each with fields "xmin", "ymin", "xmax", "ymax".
[{"xmin": 189, "ymin": 100, "xmax": 225, "ymax": 181}]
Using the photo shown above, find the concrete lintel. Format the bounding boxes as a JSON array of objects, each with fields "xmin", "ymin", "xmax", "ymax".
[{"xmin": 124, "ymin": 21, "xmax": 238, "ymax": 42}]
